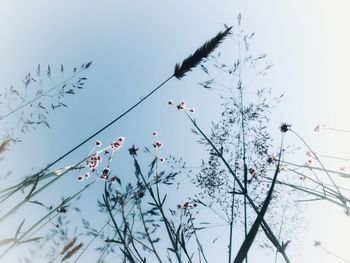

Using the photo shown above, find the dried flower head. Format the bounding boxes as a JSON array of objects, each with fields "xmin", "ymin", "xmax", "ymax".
[
  {"xmin": 128, "ymin": 145, "xmax": 139, "ymax": 156},
  {"xmin": 248, "ymin": 168, "xmax": 256, "ymax": 176},
  {"xmin": 267, "ymin": 155, "xmax": 276, "ymax": 165},
  {"xmin": 280, "ymin": 123, "xmax": 291, "ymax": 133},
  {"xmin": 101, "ymin": 168, "xmax": 110, "ymax": 180},
  {"xmin": 314, "ymin": 240, "xmax": 321, "ymax": 247}
]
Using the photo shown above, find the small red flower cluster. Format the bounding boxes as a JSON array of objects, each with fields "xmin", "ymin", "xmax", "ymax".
[
  {"xmin": 111, "ymin": 136, "xmax": 125, "ymax": 152},
  {"xmin": 168, "ymin": 99, "xmax": 195, "ymax": 113},
  {"xmin": 153, "ymin": 141, "xmax": 163, "ymax": 149},
  {"xmin": 248, "ymin": 168, "xmax": 256, "ymax": 176},
  {"xmin": 78, "ymin": 136, "xmax": 125, "ymax": 181},
  {"xmin": 87, "ymin": 154, "xmax": 102, "ymax": 171},
  {"xmin": 177, "ymin": 201, "xmax": 197, "ymax": 210},
  {"xmin": 151, "ymin": 131, "xmax": 165, "ymax": 162},
  {"xmin": 77, "ymin": 173, "xmax": 90, "ymax": 181}
]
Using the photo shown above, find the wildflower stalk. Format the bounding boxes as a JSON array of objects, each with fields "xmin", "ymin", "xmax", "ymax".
[
  {"xmin": 290, "ymin": 129, "xmax": 349, "ymax": 213},
  {"xmin": 228, "ymin": 180, "xmax": 236, "ymax": 263},
  {"xmin": 132, "ymin": 156, "xmax": 183, "ymax": 263},
  {"xmin": 185, "ymin": 112, "xmax": 291, "ymax": 263},
  {"xmin": 238, "ymin": 81, "xmax": 248, "ymax": 263},
  {"xmin": 188, "ymin": 213, "xmax": 209, "ymax": 263},
  {"xmin": 120, "ymin": 203, "xmax": 145, "ymax": 263}
]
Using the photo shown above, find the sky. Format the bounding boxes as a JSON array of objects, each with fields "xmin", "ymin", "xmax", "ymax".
[{"xmin": 1, "ymin": 1, "xmax": 350, "ymax": 262}]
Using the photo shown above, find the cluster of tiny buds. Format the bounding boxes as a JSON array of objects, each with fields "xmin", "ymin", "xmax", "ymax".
[
  {"xmin": 248, "ymin": 168, "xmax": 256, "ymax": 176},
  {"xmin": 86, "ymin": 155, "xmax": 102, "ymax": 171},
  {"xmin": 153, "ymin": 141, "xmax": 163, "ymax": 149},
  {"xmin": 151, "ymin": 131, "xmax": 165, "ymax": 162},
  {"xmin": 168, "ymin": 100, "xmax": 195, "ymax": 113},
  {"xmin": 77, "ymin": 173, "xmax": 90, "ymax": 181},
  {"xmin": 152, "ymin": 131, "xmax": 163, "ymax": 149},
  {"xmin": 111, "ymin": 136, "xmax": 125, "ymax": 151},
  {"xmin": 305, "ymin": 159, "xmax": 313, "ymax": 167},
  {"xmin": 177, "ymin": 201, "xmax": 197, "ymax": 210}
]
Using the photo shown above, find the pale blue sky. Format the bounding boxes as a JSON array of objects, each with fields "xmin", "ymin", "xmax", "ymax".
[{"xmin": 1, "ymin": 1, "xmax": 350, "ymax": 262}]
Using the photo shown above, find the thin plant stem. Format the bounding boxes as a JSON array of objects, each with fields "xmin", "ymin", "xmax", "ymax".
[
  {"xmin": 189, "ymin": 213, "xmax": 209, "ymax": 263},
  {"xmin": 318, "ymin": 245, "xmax": 350, "ymax": 263},
  {"xmin": 274, "ymin": 208, "xmax": 286, "ymax": 263},
  {"xmin": 133, "ymin": 156, "xmax": 183, "ymax": 263},
  {"xmin": 33, "ymin": 75, "xmax": 174, "ymax": 180},
  {"xmin": 121, "ymin": 203, "xmax": 144, "ymax": 263},
  {"xmin": 228, "ymin": 171, "xmax": 237, "ymax": 263}
]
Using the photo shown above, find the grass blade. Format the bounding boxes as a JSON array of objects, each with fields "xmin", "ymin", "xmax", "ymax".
[{"xmin": 234, "ymin": 143, "xmax": 283, "ymax": 263}]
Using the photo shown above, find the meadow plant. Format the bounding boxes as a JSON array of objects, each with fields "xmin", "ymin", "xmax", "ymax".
[
  {"xmin": 1, "ymin": 18, "xmax": 350, "ymax": 263},
  {"xmin": 0, "ymin": 62, "xmax": 92, "ymax": 143}
]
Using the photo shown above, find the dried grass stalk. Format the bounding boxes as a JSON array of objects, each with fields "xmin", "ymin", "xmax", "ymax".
[
  {"xmin": 174, "ymin": 26, "xmax": 232, "ymax": 79},
  {"xmin": 61, "ymin": 242, "xmax": 83, "ymax": 262},
  {"xmin": 60, "ymin": 237, "xmax": 77, "ymax": 255},
  {"xmin": 0, "ymin": 139, "xmax": 10, "ymax": 155}
]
